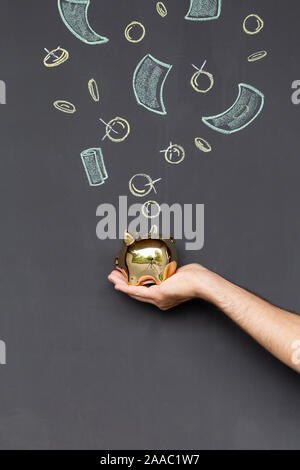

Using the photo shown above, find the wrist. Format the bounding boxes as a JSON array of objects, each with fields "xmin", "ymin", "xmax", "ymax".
[{"xmin": 194, "ymin": 268, "xmax": 234, "ymax": 307}]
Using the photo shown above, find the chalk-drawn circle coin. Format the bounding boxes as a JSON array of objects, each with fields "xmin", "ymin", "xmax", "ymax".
[
  {"xmin": 43, "ymin": 47, "xmax": 69, "ymax": 67},
  {"xmin": 129, "ymin": 174, "xmax": 153, "ymax": 197},
  {"xmin": 164, "ymin": 144, "xmax": 185, "ymax": 164},
  {"xmin": 243, "ymin": 14, "xmax": 264, "ymax": 35},
  {"xmin": 142, "ymin": 201, "xmax": 161, "ymax": 219},
  {"xmin": 124, "ymin": 21, "xmax": 145, "ymax": 43},
  {"xmin": 88, "ymin": 78, "xmax": 99, "ymax": 102},
  {"xmin": 194, "ymin": 137, "xmax": 212, "ymax": 153},
  {"xmin": 191, "ymin": 70, "xmax": 214, "ymax": 93},
  {"xmin": 53, "ymin": 100, "xmax": 76, "ymax": 114},
  {"xmin": 156, "ymin": 2, "xmax": 167, "ymax": 17},
  {"xmin": 247, "ymin": 50, "xmax": 267, "ymax": 62},
  {"xmin": 106, "ymin": 117, "xmax": 130, "ymax": 142}
]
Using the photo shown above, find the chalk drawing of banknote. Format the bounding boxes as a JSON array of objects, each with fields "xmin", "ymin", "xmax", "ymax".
[
  {"xmin": 185, "ymin": 0, "xmax": 222, "ymax": 21},
  {"xmin": 58, "ymin": 0, "xmax": 109, "ymax": 45},
  {"xmin": 81, "ymin": 148, "xmax": 108, "ymax": 186},
  {"xmin": 202, "ymin": 83, "xmax": 264, "ymax": 134},
  {"xmin": 133, "ymin": 54, "xmax": 173, "ymax": 115}
]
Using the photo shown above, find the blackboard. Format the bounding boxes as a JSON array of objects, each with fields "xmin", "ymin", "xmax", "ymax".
[{"xmin": 0, "ymin": 0, "xmax": 300, "ymax": 450}]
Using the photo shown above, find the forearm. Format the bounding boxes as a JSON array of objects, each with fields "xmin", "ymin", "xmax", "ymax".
[{"xmin": 201, "ymin": 273, "xmax": 300, "ymax": 373}]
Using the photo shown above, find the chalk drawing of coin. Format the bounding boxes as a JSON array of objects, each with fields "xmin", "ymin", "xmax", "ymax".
[
  {"xmin": 129, "ymin": 174, "xmax": 154, "ymax": 197},
  {"xmin": 43, "ymin": 47, "xmax": 69, "ymax": 67},
  {"xmin": 243, "ymin": 14, "xmax": 264, "ymax": 35},
  {"xmin": 164, "ymin": 144, "xmax": 185, "ymax": 164},
  {"xmin": 53, "ymin": 100, "xmax": 76, "ymax": 114},
  {"xmin": 156, "ymin": 2, "xmax": 167, "ymax": 17},
  {"xmin": 106, "ymin": 117, "xmax": 130, "ymax": 143},
  {"xmin": 88, "ymin": 79, "xmax": 100, "ymax": 102},
  {"xmin": 124, "ymin": 21, "xmax": 145, "ymax": 43},
  {"xmin": 142, "ymin": 201, "xmax": 161, "ymax": 219},
  {"xmin": 194, "ymin": 137, "xmax": 212, "ymax": 153},
  {"xmin": 247, "ymin": 51, "xmax": 267, "ymax": 62},
  {"xmin": 191, "ymin": 69, "xmax": 214, "ymax": 93}
]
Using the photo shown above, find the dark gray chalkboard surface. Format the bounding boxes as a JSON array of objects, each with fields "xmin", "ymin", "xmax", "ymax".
[{"xmin": 0, "ymin": 0, "xmax": 299, "ymax": 450}]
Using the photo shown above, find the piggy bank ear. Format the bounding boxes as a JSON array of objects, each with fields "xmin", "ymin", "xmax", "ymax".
[{"xmin": 124, "ymin": 231, "xmax": 135, "ymax": 246}]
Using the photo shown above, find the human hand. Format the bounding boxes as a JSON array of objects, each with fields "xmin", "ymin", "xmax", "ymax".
[{"xmin": 108, "ymin": 264, "xmax": 221, "ymax": 310}]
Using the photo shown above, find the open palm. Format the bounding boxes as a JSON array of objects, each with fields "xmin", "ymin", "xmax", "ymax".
[{"xmin": 108, "ymin": 264, "xmax": 217, "ymax": 310}]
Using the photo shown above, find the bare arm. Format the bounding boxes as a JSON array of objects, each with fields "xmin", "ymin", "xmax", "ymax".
[
  {"xmin": 206, "ymin": 271, "xmax": 300, "ymax": 373},
  {"xmin": 108, "ymin": 264, "xmax": 300, "ymax": 373}
]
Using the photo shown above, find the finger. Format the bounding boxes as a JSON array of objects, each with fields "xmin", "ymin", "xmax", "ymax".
[
  {"xmin": 128, "ymin": 294, "xmax": 183, "ymax": 310},
  {"xmin": 114, "ymin": 282, "xmax": 156, "ymax": 300},
  {"xmin": 108, "ymin": 270, "xmax": 127, "ymax": 285},
  {"xmin": 126, "ymin": 286, "xmax": 166, "ymax": 307},
  {"xmin": 109, "ymin": 271, "xmax": 164, "ymax": 302},
  {"xmin": 111, "ymin": 282, "xmax": 156, "ymax": 304},
  {"xmin": 108, "ymin": 269, "xmax": 126, "ymax": 281},
  {"xmin": 128, "ymin": 294, "xmax": 156, "ymax": 306}
]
